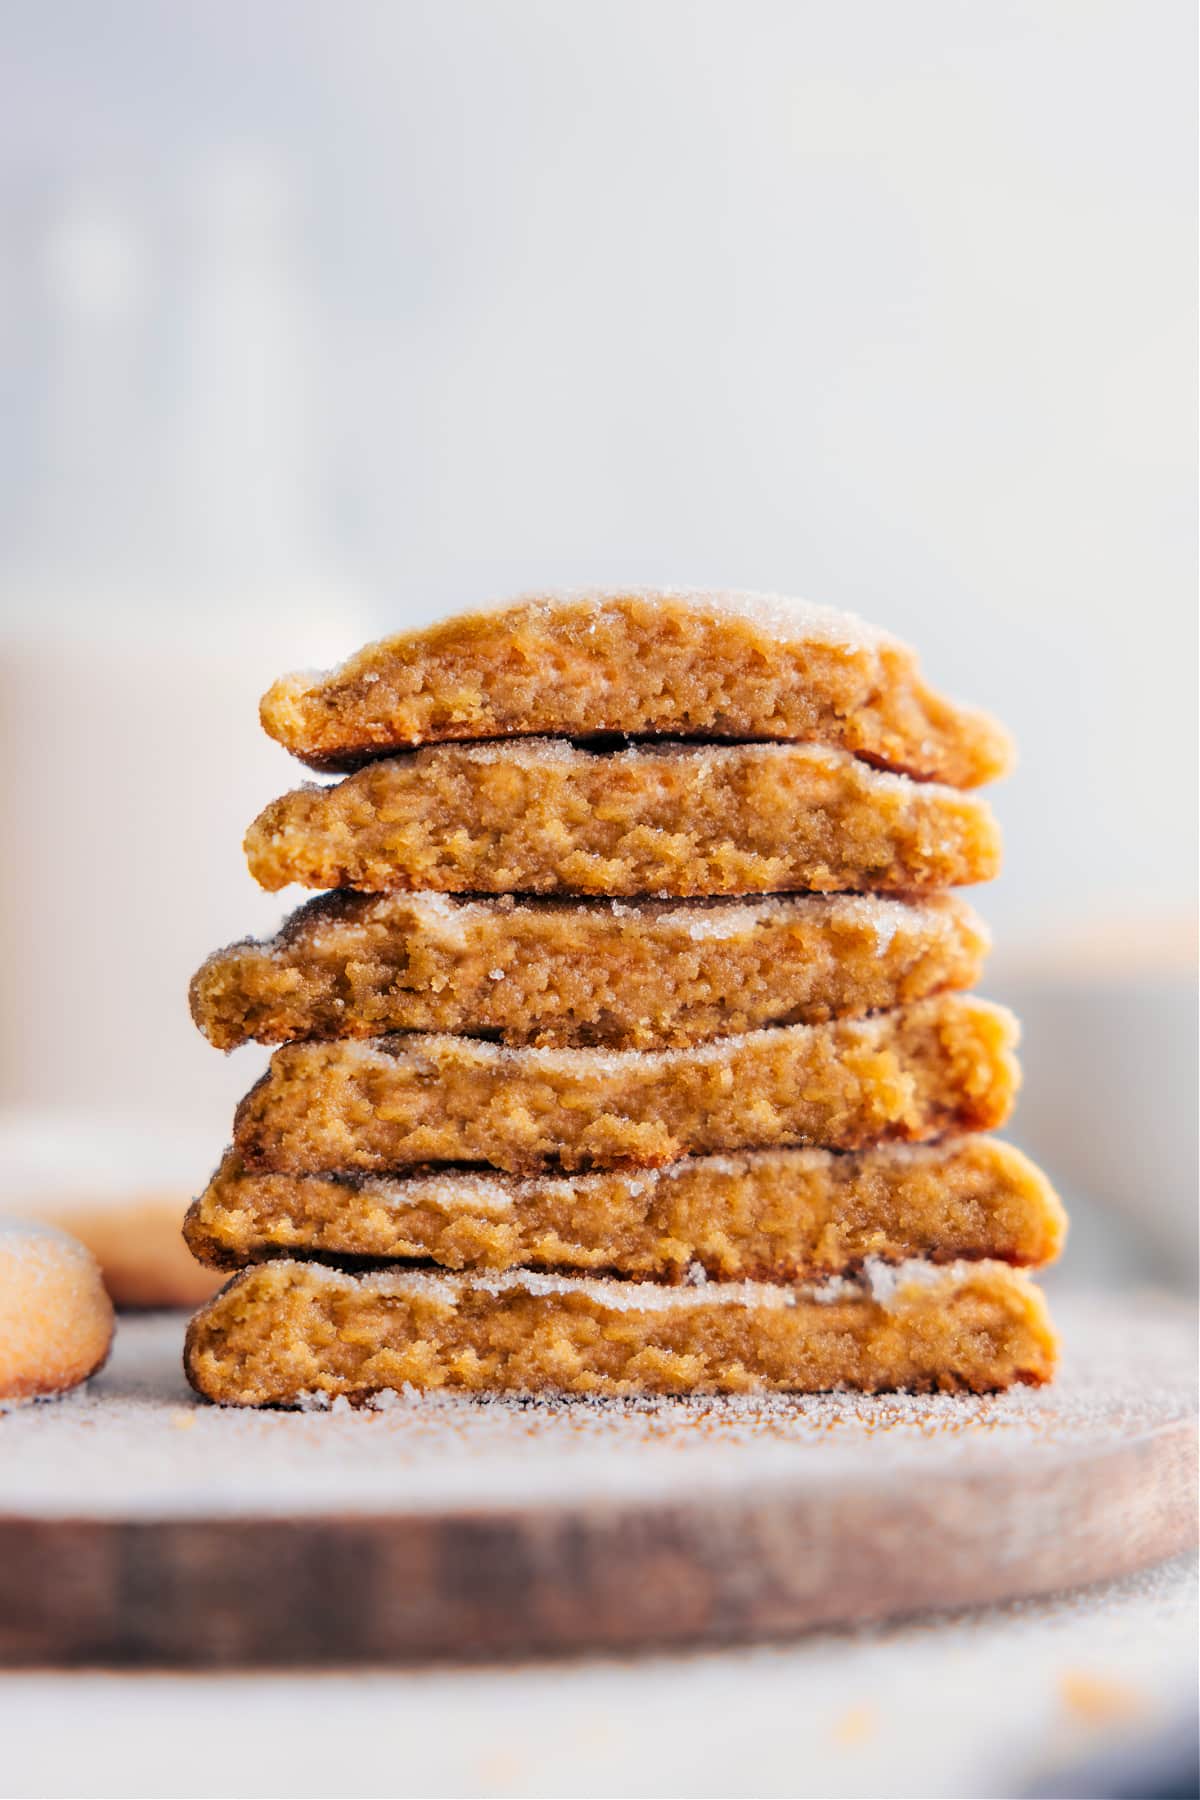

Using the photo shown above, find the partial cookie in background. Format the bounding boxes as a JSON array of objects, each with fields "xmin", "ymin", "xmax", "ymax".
[
  {"xmin": 0, "ymin": 1220, "xmax": 114, "ymax": 1401},
  {"xmin": 191, "ymin": 891, "xmax": 991, "ymax": 1051},
  {"xmin": 232, "ymin": 995, "xmax": 1021, "ymax": 1176},
  {"xmin": 185, "ymin": 1258, "xmax": 1057, "ymax": 1405},
  {"xmin": 186, "ymin": 1137, "xmax": 1066, "ymax": 1281},
  {"xmin": 245, "ymin": 740, "xmax": 1001, "ymax": 898},
  {"xmin": 48, "ymin": 1195, "xmax": 223, "ymax": 1309},
  {"xmin": 0, "ymin": 1112, "xmax": 224, "ymax": 1309},
  {"xmin": 259, "ymin": 588, "xmax": 1013, "ymax": 785}
]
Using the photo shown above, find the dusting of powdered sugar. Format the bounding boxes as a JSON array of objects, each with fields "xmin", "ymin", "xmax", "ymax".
[
  {"xmin": 289, "ymin": 1139, "xmax": 1009, "ymax": 1215},
  {"xmin": 859, "ymin": 1255, "xmax": 955, "ymax": 1307},
  {"xmin": 363, "ymin": 1170, "xmax": 517, "ymax": 1218},
  {"xmin": 394, "ymin": 892, "xmax": 474, "ymax": 943},
  {"xmin": 262, "ymin": 1257, "xmax": 996, "ymax": 1318},
  {"xmin": 239, "ymin": 892, "xmax": 984, "ymax": 961},
  {"xmin": 672, "ymin": 902, "xmax": 793, "ymax": 942},
  {"xmin": 344, "ymin": 998, "xmax": 1001, "ymax": 1080},
  {"xmin": 448, "ymin": 739, "xmax": 924, "ymax": 786},
  {"xmin": 0, "ymin": 1294, "xmax": 1191, "ymax": 1520},
  {"xmin": 289, "ymin": 1260, "xmax": 825, "ymax": 1313}
]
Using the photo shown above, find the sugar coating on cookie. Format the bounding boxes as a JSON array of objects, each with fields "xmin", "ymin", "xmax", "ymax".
[
  {"xmin": 244, "ymin": 740, "xmax": 1002, "ymax": 898},
  {"xmin": 0, "ymin": 1220, "xmax": 114, "ymax": 1401},
  {"xmin": 258, "ymin": 589, "xmax": 1012, "ymax": 787}
]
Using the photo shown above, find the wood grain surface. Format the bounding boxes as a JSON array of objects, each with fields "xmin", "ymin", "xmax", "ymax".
[{"xmin": 0, "ymin": 1293, "xmax": 1194, "ymax": 1667}]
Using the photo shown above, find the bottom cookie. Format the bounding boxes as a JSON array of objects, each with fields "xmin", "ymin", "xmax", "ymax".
[{"xmin": 184, "ymin": 1258, "xmax": 1057, "ymax": 1405}]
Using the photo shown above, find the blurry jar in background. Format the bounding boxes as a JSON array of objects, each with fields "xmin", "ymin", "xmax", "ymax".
[
  {"xmin": 0, "ymin": 605, "xmax": 360, "ymax": 1139},
  {"xmin": 993, "ymin": 920, "xmax": 1198, "ymax": 1286},
  {"xmin": 0, "ymin": 156, "xmax": 368, "ymax": 1159}
]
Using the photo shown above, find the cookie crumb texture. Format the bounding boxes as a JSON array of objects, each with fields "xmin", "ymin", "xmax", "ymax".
[
  {"xmin": 185, "ymin": 1138, "xmax": 1066, "ymax": 1280},
  {"xmin": 184, "ymin": 1258, "xmax": 1057, "ymax": 1404},
  {"xmin": 191, "ymin": 892, "xmax": 989, "ymax": 1051},
  {"xmin": 244, "ymin": 740, "xmax": 1001, "ymax": 898},
  {"xmin": 0, "ymin": 1221, "xmax": 114, "ymax": 1401},
  {"xmin": 232, "ymin": 995, "xmax": 1019, "ymax": 1175},
  {"xmin": 259, "ymin": 589, "xmax": 1012, "ymax": 786}
]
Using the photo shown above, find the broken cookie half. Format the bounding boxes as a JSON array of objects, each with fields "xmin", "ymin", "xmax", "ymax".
[
  {"xmin": 184, "ymin": 1258, "xmax": 1057, "ymax": 1406},
  {"xmin": 191, "ymin": 891, "xmax": 990, "ymax": 1051},
  {"xmin": 185, "ymin": 1138, "xmax": 1065, "ymax": 1284},
  {"xmin": 259, "ymin": 588, "xmax": 1012, "ymax": 786},
  {"xmin": 244, "ymin": 740, "xmax": 1002, "ymax": 898},
  {"xmin": 231, "ymin": 995, "xmax": 1020, "ymax": 1177}
]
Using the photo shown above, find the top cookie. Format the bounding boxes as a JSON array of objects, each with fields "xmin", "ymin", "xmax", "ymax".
[{"xmin": 260, "ymin": 590, "xmax": 1012, "ymax": 787}]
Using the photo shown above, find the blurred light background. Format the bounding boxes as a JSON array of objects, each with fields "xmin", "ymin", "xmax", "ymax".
[{"xmin": 0, "ymin": 2, "xmax": 1194, "ymax": 1281}]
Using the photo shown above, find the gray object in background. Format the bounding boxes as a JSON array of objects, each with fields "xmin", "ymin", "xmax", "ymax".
[{"xmin": 996, "ymin": 925, "xmax": 1198, "ymax": 1289}]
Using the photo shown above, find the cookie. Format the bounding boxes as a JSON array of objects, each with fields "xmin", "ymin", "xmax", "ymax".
[
  {"xmin": 0, "ymin": 1220, "xmax": 114, "ymax": 1401},
  {"xmin": 232, "ymin": 995, "xmax": 1020, "ymax": 1176},
  {"xmin": 43, "ymin": 1195, "xmax": 224, "ymax": 1309},
  {"xmin": 185, "ymin": 1137, "xmax": 1065, "ymax": 1281},
  {"xmin": 245, "ymin": 741, "xmax": 1001, "ymax": 898},
  {"xmin": 259, "ymin": 589, "xmax": 1011, "ymax": 786},
  {"xmin": 191, "ymin": 891, "xmax": 989, "ymax": 1051},
  {"xmin": 0, "ymin": 1113, "xmax": 225, "ymax": 1309},
  {"xmin": 184, "ymin": 1257, "xmax": 1057, "ymax": 1404}
]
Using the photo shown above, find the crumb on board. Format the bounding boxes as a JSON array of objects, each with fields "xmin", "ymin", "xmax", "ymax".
[
  {"xmin": 1058, "ymin": 1670, "xmax": 1149, "ymax": 1725},
  {"xmin": 832, "ymin": 1704, "xmax": 879, "ymax": 1746}
]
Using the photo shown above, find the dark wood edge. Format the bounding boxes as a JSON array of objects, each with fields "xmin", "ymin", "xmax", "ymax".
[{"xmin": 0, "ymin": 1417, "xmax": 1194, "ymax": 1667}]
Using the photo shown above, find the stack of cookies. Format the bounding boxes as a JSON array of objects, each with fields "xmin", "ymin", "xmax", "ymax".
[{"xmin": 184, "ymin": 590, "xmax": 1064, "ymax": 1406}]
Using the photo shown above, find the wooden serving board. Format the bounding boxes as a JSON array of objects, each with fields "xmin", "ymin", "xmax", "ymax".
[{"xmin": 0, "ymin": 1291, "xmax": 1193, "ymax": 1667}]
